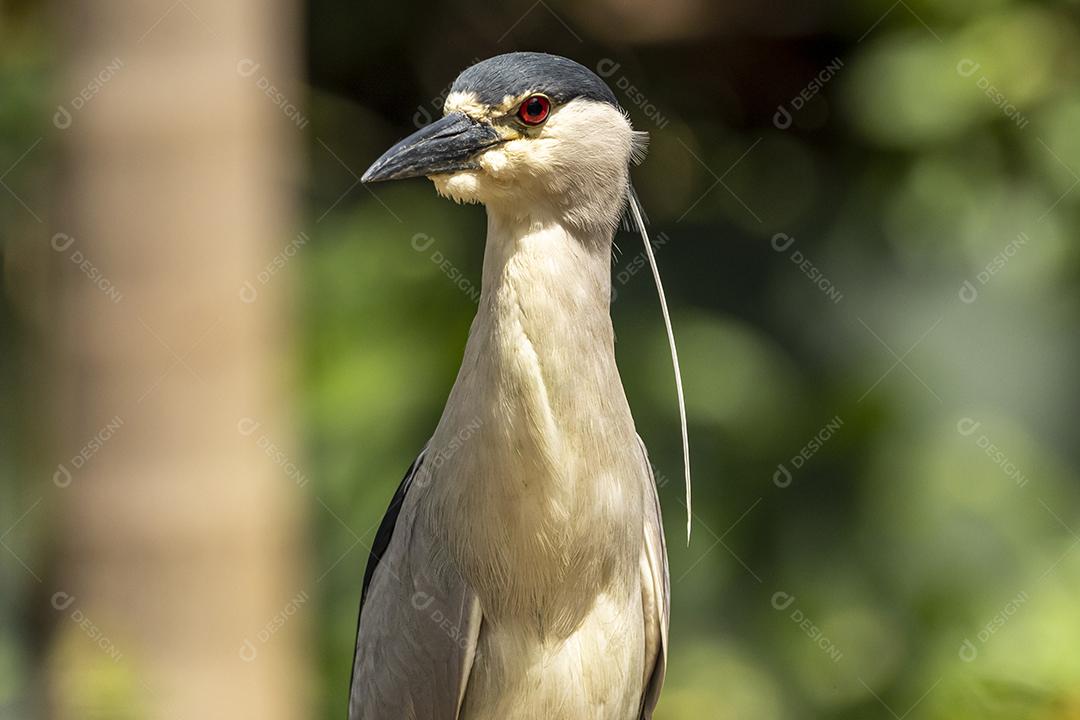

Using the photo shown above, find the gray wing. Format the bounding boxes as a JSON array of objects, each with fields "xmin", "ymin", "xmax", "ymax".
[
  {"xmin": 348, "ymin": 450, "xmax": 483, "ymax": 720},
  {"xmin": 637, "ymin": 436, "xmax": 670, "ymax": 719}
]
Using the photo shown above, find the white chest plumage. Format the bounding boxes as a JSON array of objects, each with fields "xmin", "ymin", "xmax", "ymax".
[
  {"xmin": 419, "ymin": 215, "xmax": 649, "ymax": 718},
  {"xmin": 462, "ymin": 582, "xmax": 645, "ymax": 720}
]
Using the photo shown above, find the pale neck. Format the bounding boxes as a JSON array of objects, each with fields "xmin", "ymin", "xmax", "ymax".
[
  {"xmin": 478, "ymin": 210, "xmax": 613, "ymax": 314},
  {"xmin": 424, "ymin": 212, "xmax": 644, "ymax": 632},
  {"xmin": 439, "ymin": 207, "xmax": 631, "ymax": 440}
]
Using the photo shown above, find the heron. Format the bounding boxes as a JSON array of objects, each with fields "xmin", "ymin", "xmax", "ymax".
[{"xmin": 350, "ymin": 51, "xmax": 690, "ymax": 720}]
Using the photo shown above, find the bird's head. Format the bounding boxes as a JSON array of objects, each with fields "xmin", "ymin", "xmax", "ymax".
[{"xmin": 362, "ymin": 52, "xmax": 646, "ymax": 232}]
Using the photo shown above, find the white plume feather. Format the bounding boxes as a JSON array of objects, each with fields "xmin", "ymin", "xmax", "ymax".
[{"xmin": 626, "ymin": 189, "xmax": 692, "ymax": 544}]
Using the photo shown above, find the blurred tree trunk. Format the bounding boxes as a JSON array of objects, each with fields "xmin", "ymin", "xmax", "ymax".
[{"xmin": 47, "ymin": 1, "xmax": 308, "ymax": 718}]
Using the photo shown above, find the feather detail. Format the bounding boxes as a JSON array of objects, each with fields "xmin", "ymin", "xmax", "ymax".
[
  {"xmin": 629, "ymin": 131, "xmax": 650, "ymax": 166},
  {"xmin": 626, "ymin": 189, "xmax": 692, "ymax": 544}
]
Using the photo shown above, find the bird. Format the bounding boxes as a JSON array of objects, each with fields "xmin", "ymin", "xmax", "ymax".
[{"xmin": 350, "ymin": 51, "xmax": 690, "ymax": 720}]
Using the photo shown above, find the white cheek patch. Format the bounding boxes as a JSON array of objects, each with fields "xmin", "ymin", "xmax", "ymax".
[
  {"xmin": 432, "ymin": 172, "xmax": 482, "ymax": 204},
  {"xmin": 478, "ymin": 147, "xmax": 512, "ymax": 177},
  {"xmin": 479, "ymin": 140, "xmax": 550, "ymax": 184}
]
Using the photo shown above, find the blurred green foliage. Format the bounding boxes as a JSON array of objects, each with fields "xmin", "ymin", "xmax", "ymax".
[{"xmin": 4, "ymin": 0, "xmax": 1080, "ymax": 718}]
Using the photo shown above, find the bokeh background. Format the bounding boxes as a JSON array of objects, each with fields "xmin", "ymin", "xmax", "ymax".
[{"xmin": 2, "ymin": 0, "xmax": 1080, "ymax": 718}]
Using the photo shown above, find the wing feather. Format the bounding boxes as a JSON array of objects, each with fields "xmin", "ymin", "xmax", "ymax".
[
  {"xmin": 348, "ymin": 450, "xmax": 483, "ymax": 720},
  {"xmin": 637, "ymin": 436, "xmax": 670, "ymax": 719}
]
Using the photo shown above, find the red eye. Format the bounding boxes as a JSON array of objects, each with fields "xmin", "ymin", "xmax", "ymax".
[{"xmin": 517, "ymin": 95, "xmax": 551, "ymax": 125}]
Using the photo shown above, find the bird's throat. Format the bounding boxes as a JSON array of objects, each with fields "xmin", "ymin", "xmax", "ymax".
[
  {"xmin": 423, "ymin": 211, "xmax": 643, "ymax": 630},
  {"xmin": 474, "ymin": 211, "xmax": 621, "ymax": 430}
]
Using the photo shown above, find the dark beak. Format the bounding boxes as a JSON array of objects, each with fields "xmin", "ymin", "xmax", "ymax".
[{"xmin": 361, "ymin": 112, "xmax": 502, "ymax": 183}]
